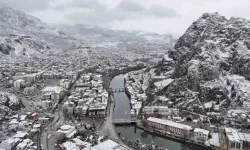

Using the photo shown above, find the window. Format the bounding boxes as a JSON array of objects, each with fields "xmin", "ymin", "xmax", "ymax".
[
  {"xmin": 231, "ymin": 142, "xmax": 235, "ymax": 148},
  {"xmin": 236, "ymin": 143, "xmax": 241, "ymax": 149}
]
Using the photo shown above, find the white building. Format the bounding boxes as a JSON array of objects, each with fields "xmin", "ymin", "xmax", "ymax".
[
  {"xmin": 0, "ymin": 138, "xmax": 21, "ymax": 150},
  {"xmin": 74, "ymin": 105, "xmax": 88, "ymax": 115},
  {"xmin": 16, "ymin": 139, "xmax": 33, "ymax": 150},
  {"xmin": 193, "ymin": 128, "xmax": 210, "ymax": 144},
  {"xmin": 147, "ymin": 117, "xmax": 192, "ymax": 139},
  {"xmin": 225, "ymin": 128, "xmax": 243, "ymax": 150},
  {"xmin": 60, "ymin": 79, "xmax": 72, "ymax": 89},
  {"xmin": 56, "ymin": 125, "xmax": 77, "ymax": 140},
  {"xmin": 243, "ymin": 101, "xmax": 250, "ymax": 110},
  {"xmin": 14, "ymin": 79, "xmax": 25, "ymax": 89},
  {"xmin": 88, "ymin": 104, "xmax": 106, "ymax": 117},
  {"xmin": 42, "ymin": 86, "xmax": 65, "ymax": 101},
  {"xmin": 83, "ymin": 139, "xmax": 131, "ymax": 150},
  {"xmin": 62, "ymin": 141, "xmax": 80, "ymax": 150},
  {"xmin": 41, "ymin": 100, "xmax": 53, "ymax": 110},
  {"xmin": 63, "ymin": 101, "xmax": 75, "ymax": 115},
  {"xmin": 143, "ymin": 106, "xmax": 172, "ymax": 118}
]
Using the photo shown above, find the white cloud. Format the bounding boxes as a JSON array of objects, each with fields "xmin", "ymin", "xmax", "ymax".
[{"xmin": 1, "ymin": 0, "xmax": 250, "ymax": 34}]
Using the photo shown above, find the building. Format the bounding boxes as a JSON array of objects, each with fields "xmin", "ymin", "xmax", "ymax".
[
  {"xmin": 62, "ymin": 141, "xmax": 80, "ymax": 150},
  {"xmin": 16, "ymin": 139, "xmax": 34, "ymax": 150},
  {"xmin": 41, "ymin": 100, "xmax": 53, "ymax": 110},
  {"xmin": 243, "ymin": 101, "xmax": 250, "ymax": 110},
  {"xmin": 39, "ymin": 117, "xmax": 50, "ymax": 124},
  {"xmin": 225, "ymin": 128, "xmax": 243, "ymax": 150},
  {"xmin": 63, "ymin": 101, "xmax": 75, "ymax": 115},
  {"xmin": 0, "ymin": 138, "xmax": 21, "ymax": 150},
  {"xmin": 74, "ymin": 105, "xmax": 89, "ymax": 116},
  {"xmin": 42, "ymin": 86, "xmax": 65, "ymax": 101},
  {"xmin": 143, "ymin": 106, "xmax": 172, "ymax": 118},
  {"xmin": 13, "ymin": 79, "xmax": 25, "ymax": 89},
  {"xmin": 88, "ymin": 104, "xmax": 106, "ymax": 117},
  {"xmin": 147, "ymin": 117, "xmax": 192, "ymax": 139},
  {"xmin": 56, "ymin": 125, "xmax": 77, "ymax": 140},
  {"xmin": 193, "ymin": 128, "xmax": 210, "ymax": 144},
  {"xmin": 83, "ymin": 139, "xmax": 131, "ymax": 150},
  {"xmin": 60, "ymin": 79, "xmax": 72, "ymax": 89}
]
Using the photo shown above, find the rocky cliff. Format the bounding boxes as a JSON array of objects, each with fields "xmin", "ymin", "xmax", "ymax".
[{"xmin": 155, "ymin": 13, "xmax": 250, "ymax": 113}]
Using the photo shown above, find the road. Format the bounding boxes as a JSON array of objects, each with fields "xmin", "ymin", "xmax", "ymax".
[{"xmin": 98, "ymin": 95, "xmax": 120, "ymax": 141}]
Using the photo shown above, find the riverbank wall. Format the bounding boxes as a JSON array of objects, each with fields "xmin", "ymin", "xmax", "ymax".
[{"xmin": 135, "ymin": 122, "xmax": 214, "ymax": 150}]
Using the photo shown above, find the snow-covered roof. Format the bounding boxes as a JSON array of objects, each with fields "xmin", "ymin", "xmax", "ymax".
[
  {"xmin": 9, "ymin": 119, "xmax": 19, "ymax": 124},
  {"xmin": 147, "ymin": 117, "xmax": 192, "ymax": 130},
  {"xmin": 194, "ymin": 128, "xmax": 209, "ymax": 135},
  {"xmin": 92, "ymin": 140, "xmax": 119, "ymax": 150},
  {"xmin": 42, "ymin": 86, "xmax": 64, "ymax": 93},
  {"xmin": 14, "ymin": 131, "xmax": 28, "ymax": 138},
  {"xmin": 225, "ymin": 128, "xmax": 242, "ymax": 142},
  {"xmin": 154, "ymin": 79, "xmax": 174, "ymax": 89},
  {"xmin": 20, "ymin": 115, "xmax": 27, "ymax": 121},
  {"xmin": 72, "ymin": 138, "xmax": 91, "ymax": 148},
  {"xmin": 208, "ymin": 133, "xmax": 220, "ymax": 147},
  {"xmin": 63, "ymin": 141, "xmax": 80, "ymax": 150},
  {"xmin": 1, "ymin": 138, "xmax": 20, "ymax": 144}
]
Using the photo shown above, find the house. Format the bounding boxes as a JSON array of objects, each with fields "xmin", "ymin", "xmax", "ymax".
[
  {"xmin": 31, "ymin": 113, "xmax": 38, "ymax": 121},
  {"xmin": 60, "ymin": 79, "xmax": 72, "ymax": 89},
  {"xmin": 193, "ymin": 128, "xmax": 210, "ymax": 144},
  {"xmin": 88, "ymin": 104, "xmax": 106, "ymax": 117},
  {"xmin": 42, "ymin": 86, "xmax": 65, "ymax": 101},
  {"xmin": 14, "ymin": 131, "xmax": 28, "ymax": 139},
  {"xmin": 39, "ymin": 117, "xmax": 49, "ymax": 124},
  {"xmin": 62, "ymin": 141, "xmax": 80, "ymax": 150},
  {"xmin": 14, "ymin": 79, "xmax": 25, "ymax": 89},
  {"xmin": 147, "ymin": 117, "xmax": 192, "ymax": 139},
  {"xmin": 143, "ymin": 106, "xmax": 172, "ymax": 118},
  {"xmin": 16, "ymin": 139, "xmax": 33, "ymax": 150},
  {"xmin": 63, "ymin": 101, "xmax": 75, "ymax": 115},
  {"xmin": 83, "ymin": 139, "xmax": 131, "ymax": 150},
  {"xmin": 56, "ymin": 125, "xmax": 77, "ymax": 140},
  {"xmin": 225, "ymin": 128, "xmax": 243, "ymax": 150},
  {"xmin": 243, "ymin": 101, "xmax": 250, "ymax": 110},
  {"xmin": 0, "ymin": 138, "xmax": 21, "ymax": 150},
  {"xmin": 41, "ymin": 100, "xmax": 53, "ymax": 110},
  {"xmin": 72, "ymin": 138, "xmax": 91, "ymax": 149},
  {"xmin": 74, "ymin": 105, "xmax": 89, "ymax": 116}
]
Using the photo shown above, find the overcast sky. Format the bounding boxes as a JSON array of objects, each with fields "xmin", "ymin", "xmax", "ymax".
[{"xmin": 1, "ymin": 0, "xmax": 250, "ymax": 34}]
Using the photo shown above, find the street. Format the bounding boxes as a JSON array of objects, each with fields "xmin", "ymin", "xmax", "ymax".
[{"xmin": 98, "ymin": 96, "xmax": 120, "ymax": 141}]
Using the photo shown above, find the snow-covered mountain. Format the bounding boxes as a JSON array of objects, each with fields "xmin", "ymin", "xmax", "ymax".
[
  {"xmin": 154, "ymin": 13, "xmax": 250, "ymax": 113},
  {"xmin": 0, "ymin": 5, "xmax": 83, "ymax": 59},
  {"xmin": 57, "ymin": 24, "xmax": 177, "ymax": 45}
]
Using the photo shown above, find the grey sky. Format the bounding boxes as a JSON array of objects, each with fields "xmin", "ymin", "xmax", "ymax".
[{"xmin": 1, "ymin": 0, "xmax": 250, "ymax": 34}]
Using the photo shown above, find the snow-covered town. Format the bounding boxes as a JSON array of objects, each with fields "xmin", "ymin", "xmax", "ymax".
[{"xmin": 2, "ymin": 1, "xmax": 250, "ymax": 150}]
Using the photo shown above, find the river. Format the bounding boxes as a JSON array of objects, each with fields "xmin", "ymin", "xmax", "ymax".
[{"xmin": 110, "ymin": 74, "xmax": 209, "ymax": 150}]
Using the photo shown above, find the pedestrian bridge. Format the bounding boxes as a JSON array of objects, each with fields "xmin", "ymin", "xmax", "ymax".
[
  {"xmin": 108, "ymin": 88, "xmax": 125, "ymax": 93},
  {"xmin": 112, "ymin": 119, "xmax": 136, "ymax": 125}
]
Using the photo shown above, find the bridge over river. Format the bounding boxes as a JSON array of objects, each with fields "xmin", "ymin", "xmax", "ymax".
[
  {"xmin": 113, "ymin": 119, "xmax": 136, "ymax": 125},
  {"xmin": 108, "ymin": 88, "xmax": 125, "ymax": 93}
]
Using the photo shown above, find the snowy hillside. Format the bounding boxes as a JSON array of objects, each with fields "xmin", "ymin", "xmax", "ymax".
[
  {"xmin": 0, "ymin": 5, "xmax": 83, "ymax": 57},
  {"xmin": 57, "ymin": 24, "xmax": 177, "ymax": 45},
  {"xmin": 153, "ymin": 13, "xmax": 250, "ymax": 113}
]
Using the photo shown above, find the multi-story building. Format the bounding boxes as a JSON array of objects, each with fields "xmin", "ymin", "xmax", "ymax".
[
  {"xmin": 42, "ymin": 86, "xmax": 65, "ymax": 101},
  {"xmin": 147, "ymin": 117, "xmax": 192, "ymax": 139},
  {"xmin": 193, "ymin": 128, "xmax": 209, "ymax": 144},
  {"xmin": 225, "ymin": 128, "xmax": 243, "ymax": 150},
  {"xmin": 88, "ymin": 104, "xmax": 106, "ymax": 118}
]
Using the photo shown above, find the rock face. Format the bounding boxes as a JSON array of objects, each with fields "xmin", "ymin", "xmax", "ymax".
[
  {"xmin": 0, "ymin": 93, "xmax": 20, "ymax": 118},
  {"xmin": 155, "ymin": 13, "xmax": 250, "ymax": 113}
]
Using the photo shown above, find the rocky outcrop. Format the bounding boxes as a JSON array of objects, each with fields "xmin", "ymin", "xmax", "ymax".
[{"xmin": 154, "ymin": 13, "xmax": 250, "ymax": 113}]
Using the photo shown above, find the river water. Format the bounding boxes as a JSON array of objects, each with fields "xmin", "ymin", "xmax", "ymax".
[{"xmin": 110, "ymin": 74, "xmax": 208, "ymax": 150}]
